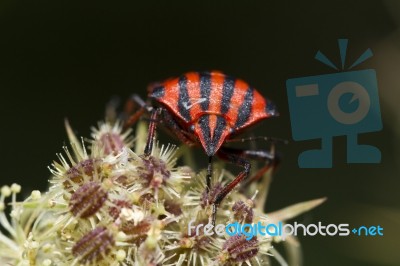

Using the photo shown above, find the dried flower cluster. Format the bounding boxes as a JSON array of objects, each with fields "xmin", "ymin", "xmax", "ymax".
[{"xmin": 0, "ymin": 114, "xmax": 325, "ymax": 266}]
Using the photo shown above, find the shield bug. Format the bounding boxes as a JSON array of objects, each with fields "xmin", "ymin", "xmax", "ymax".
[{"xmin": 125, "ymin": 71, "xmax": 281, "ymax": 224}]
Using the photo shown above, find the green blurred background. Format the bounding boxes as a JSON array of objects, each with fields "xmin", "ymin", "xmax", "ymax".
[{"xmin": 0, "ymin": 1, "xmax": 399, "ymax": 265}]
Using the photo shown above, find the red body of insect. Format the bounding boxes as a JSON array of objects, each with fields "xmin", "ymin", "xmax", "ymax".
[
  {"xmin": 125, "ymin": 71, "xmax": 279, "ymax": 224},
  {"xmin": 149, "ymin": 71, "xmax": 278, "ymax": 155}
]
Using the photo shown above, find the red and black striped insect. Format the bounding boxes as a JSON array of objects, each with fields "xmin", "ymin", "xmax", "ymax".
[{"xmin": 125, "ymin": 71, "xmax": 281, "ymax": 224}]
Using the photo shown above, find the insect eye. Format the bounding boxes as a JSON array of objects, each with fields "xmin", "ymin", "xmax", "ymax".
[{"xmin": 189, "ymin": 125, "xmax": 195, "ymax": 132}]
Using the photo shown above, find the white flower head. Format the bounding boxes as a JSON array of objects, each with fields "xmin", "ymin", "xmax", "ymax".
[{"xmin": 0, "ymin": 115, "xmax": 325, "ymax": 266}]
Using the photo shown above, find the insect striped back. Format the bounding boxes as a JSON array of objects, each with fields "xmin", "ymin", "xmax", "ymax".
[
  {"xmin": 149, "ymin": 71, "xmax": 278, "ymax": 155},
  {"xmin": 150, "ymin": 71, "xmax": 277, "ymax": 128}
]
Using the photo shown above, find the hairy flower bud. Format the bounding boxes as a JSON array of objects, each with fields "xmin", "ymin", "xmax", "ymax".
[
  {"xmin": 232, "ymin": 200, "xmax": 254, "ymax": 223},
  {"xmin": 139, "ymin": 156, "xmax": 170, "ymax": 188},
  {"xmin": 72, "ymin": 227, "xmax": 114, "ymax": 264},
  {"xmin": 219, "ymin": 235, "xmax": 259, "ymax": 264},
  {"xmin": 64, "ymin": 159, "xmax": 99, "ymax": 189},
  {"xmin": 69, "ymin": 181, "xmax": 108, "ymax": 218}
]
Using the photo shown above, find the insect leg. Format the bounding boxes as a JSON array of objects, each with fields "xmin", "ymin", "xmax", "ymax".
[
  {"xmin": 210, "ymin": 145, "xmax": 279, "ymax": 224},
  {"xmin": 210, "ymin": 150, "xmax": 251, "ymax": 225},
  {"xmin": 222, "ymin": 145, "xmax": 279, "ymax": 180},
  {"xmin": 123, "ymin": 94, "xmax": 151, "ymax": 130},
  {"xmin": 143, "ymin": 107, "xmax": 163, "ymax": 157}
]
